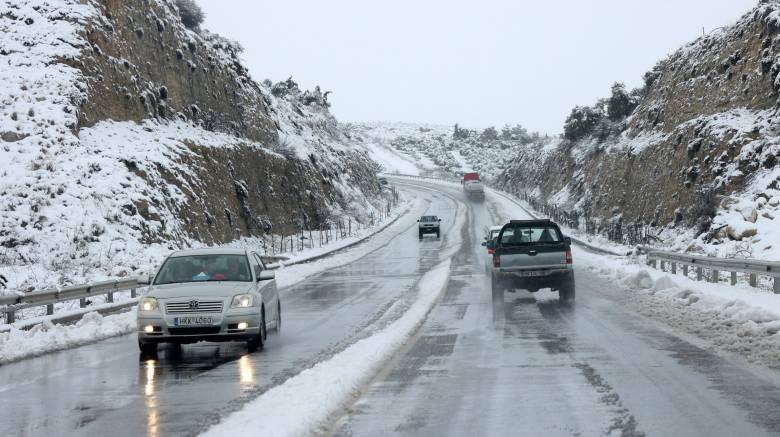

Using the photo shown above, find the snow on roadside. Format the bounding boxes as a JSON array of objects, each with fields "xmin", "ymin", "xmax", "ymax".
[
  {"xmin": 581, "ymin": 252, "xmax": 780, "ymax": 369},
  {"xmin": 201, "ymin": 259, "xmax": 453, "ymax": 437},
  {"xmin": 0, "ymin": 310, "xmax": 136, "ymax": 364},
  {"xmin": 276, "ymin": 198, "xmax": 426, "ymax": 288}
]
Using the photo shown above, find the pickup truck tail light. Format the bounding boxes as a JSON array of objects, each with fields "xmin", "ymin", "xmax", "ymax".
[
  {"xmin": 493, "ymin": 255, "xmax": 500, "ymax": 268},
  {"xmin": 565, "ymin": 250, "xmax": 573, "ymax": 264},
  {"xmin": 487, "ymin": 248, "xmax": 495, "ymax": 255}
]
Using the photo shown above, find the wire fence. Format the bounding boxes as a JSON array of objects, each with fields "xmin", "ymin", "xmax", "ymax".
[{"xmin": 260, "ymin": 186, "xmax": 400, "ymax": 257}]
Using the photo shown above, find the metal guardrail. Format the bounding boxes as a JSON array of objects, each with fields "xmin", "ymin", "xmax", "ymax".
[
  {"xmin": 0, "ymin": 277, "xmax": 149, "ymax": 324},
  {"xmin": 643, "ymin": 248, "xmax": 780, "ymax": 293}
]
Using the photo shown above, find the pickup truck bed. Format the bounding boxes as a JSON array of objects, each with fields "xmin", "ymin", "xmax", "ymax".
[{"xmin": 489, "ymin": 219, "xmax": 575, "ymax": 302}]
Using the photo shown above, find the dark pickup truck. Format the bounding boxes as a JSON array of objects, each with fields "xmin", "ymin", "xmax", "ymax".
[{"xmin": 488, "ymin": 219, "xmax": 575, "ymax": 302}]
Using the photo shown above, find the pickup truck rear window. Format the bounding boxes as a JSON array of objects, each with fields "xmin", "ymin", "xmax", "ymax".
[
  {"xmin": 499, "ymin": 225, "xmax": 563, "ymax": 246},
  {"xmin": 420, "ymin": 216, "xmax": 438, "ymax": 222}
]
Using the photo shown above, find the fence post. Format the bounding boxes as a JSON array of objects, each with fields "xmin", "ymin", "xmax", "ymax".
[
  {"xmin": 749, "ymin": 273, "xmax": 757, "ymax": 287},
  {"xmin": 80, "ymin": 298, "xmax": 87, "ymax": 308},
  {"xmin": 696, "ymin": 267, "xmax": 703, "ymax": 281},
  {"xmin": 683, "ymin": 265, "xmax": 689, "ymax": 277},
  {"xmin": 774, "ymin": 276, "xmax": 780, "ymax": 294},
  {"xmin": 46, "ymin": 303, "xmax": 54, "ymax": 315},
  {"xmin": 6, "ymin": 309, "xmax": 14, "ymax": 324},
  {"xmin": 131, "ymin": 288, "xmax": 137, "ymax": 298},
  {"xmin": 671, "ymin": 263, "xmax": 677, "ymax": 274},
  {"xmin": 711, "ymin": 270, "xmax": 719, "ymax": 283},
  {"xmin": 660, "ymin": 260, "xmax": 665, "ymax": 271},
  {"xmin": 730, "ymin": 272, "xmax": 737, "ymax": 286},
  {"xmin": 107, "ymin": 291, "xmax": 114, "ymax": 303}
]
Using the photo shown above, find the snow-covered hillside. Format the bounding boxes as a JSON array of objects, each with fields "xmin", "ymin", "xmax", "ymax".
[
  {"xmin": 0, "ymin": 0, "xmax": 383, "ymax": 293},
  {"xmin": 348, "ymin": 122, "xmax": 549, "ymax": 181}
]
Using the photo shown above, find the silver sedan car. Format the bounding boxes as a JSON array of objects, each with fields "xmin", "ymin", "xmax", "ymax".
[{"xmin": 137, "ymin": 248, "xmax": 281, "ymax": 354}]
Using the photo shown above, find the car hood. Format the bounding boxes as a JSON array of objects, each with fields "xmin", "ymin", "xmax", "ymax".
[{"xmin": 147, "ymin": 281, "xmax": 253, "ymax": 299}]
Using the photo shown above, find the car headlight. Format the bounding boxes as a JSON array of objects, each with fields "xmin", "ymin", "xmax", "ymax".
[
  {"xmin": 140, "ymin": 297, "xmax": 158, "ymax": 312},
  {"xmin": 231, "ymin": 294, "xmax": 254, "ymax": 308}
]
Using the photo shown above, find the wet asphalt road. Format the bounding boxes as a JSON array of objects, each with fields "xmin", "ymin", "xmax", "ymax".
[
  {"xmin": 0, "ymin": 186, "xmax": 456, "ymax": 437},
  {"xmin": 332, "ymin": 182, "xmax": 780, "ymax": 437},
  {"xmin": 4, "ymin": 181, "xmax": 780, "ymax": 437}
]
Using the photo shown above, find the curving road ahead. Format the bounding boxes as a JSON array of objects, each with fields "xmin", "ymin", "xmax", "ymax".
[{"xmin": 3, "ymin": 181, "xmax": 780, "ymax": 437}]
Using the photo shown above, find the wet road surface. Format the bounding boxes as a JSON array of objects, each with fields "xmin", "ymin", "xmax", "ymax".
[
  {"xmin": 0, "ymin": 186, "xmax": 457, "ymax": 437},
  {"xmin": 4, "ymin": 181, "xmax": 780, "ymax": 437},
  {"xmin": 332, "ymin": 182, "xmax": 780, "ymax": 437}
]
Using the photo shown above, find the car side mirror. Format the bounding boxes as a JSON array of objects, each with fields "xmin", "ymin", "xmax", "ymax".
[
  {"xmin": 481, "ymin": 241, "xmax": 487, "ymax": 246},
  {"xmin": 564, "ymin": 237, "xmax": 572, "ymax": 245},
  {"xmin": 438, "ymin": 219, "xmax": 441, "ymax": 222},
  {"xmin": 416, "ymin": 219, "xmax": 419, "ymax": 222},
  {"xmin": 257, "ymin": 270, "xmax": 275, "ymax": 281}
]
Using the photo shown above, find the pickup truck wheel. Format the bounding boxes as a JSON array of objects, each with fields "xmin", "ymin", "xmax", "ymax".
[
  {"xmin": 418, "ymin": 231, "xmax": 423, "ymax": 240},
  {"xmin": 436, "ymin": 229, "xmax": 440, "ymax": 238},
  {"xmin": 559, "ymin": 277, "xmax": 576, "ymax": 302}
]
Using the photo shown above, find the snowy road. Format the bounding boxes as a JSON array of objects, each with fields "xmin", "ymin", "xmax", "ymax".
[{"xmin": 3, "ymin": 181, "xmax": 780, "ymax": 437}]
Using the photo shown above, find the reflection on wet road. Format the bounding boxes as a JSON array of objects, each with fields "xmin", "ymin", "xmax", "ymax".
[
  {"xmin": 5, "ymin": 181, "xmax": 780, "ymax": 437},
  {"xmin": 0, "ymin": 186, "xmax": 456, "ymax": 437},
  {"xmin": 333, "ymin": 182, "xmax": 780, "ymax": 437}
]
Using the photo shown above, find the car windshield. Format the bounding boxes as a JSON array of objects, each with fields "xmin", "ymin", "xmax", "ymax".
[
  {"xmin": 499, "ymin": 225, "xmax": 562, "ymax": 246},
  {"xmin": 420, "ymin": 216, "xmax": 438, "ymax": 222},
  {"xmin": 153, "ymin": 254, "xmax": 252, "ymax": 285}
]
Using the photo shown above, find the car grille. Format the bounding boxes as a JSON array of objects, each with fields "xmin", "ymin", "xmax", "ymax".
[
  {"xmin": 165, "ymin": 300, "xmax": 223, "ymax": 314},
  {"xmin": 168, "ymin": 327, "xmax": 221, "ymax": 336}
]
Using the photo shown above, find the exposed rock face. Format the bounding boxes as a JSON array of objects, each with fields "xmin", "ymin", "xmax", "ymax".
[
  {"xmin": 496, "ymin": 2, "xmax": 780, "ymax": 250},
  {"xmin": 76, "ymin": 0, "xmax": 276, "ymax": 143},
  {"xmin": 68, "ymin": 0, "xmax": 382, "ymax": 239}
]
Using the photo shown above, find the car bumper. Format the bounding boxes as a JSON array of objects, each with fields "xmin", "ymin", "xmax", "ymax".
[
  {"xmin": 419, "ymin": 227, "xmax": 439, "ymax": 234},
  {"xmin": 137, "ymin": 308, "xmax": 261, "ymax": 344}
]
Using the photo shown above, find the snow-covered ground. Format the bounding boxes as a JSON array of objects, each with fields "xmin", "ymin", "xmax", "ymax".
[
  {"xmin": 348, "ymin": 121, "xmax": 524, "ymax": 181},
  {"xmin": 0, "ymin": 0, "xmax": 386, "ymax": 299}
]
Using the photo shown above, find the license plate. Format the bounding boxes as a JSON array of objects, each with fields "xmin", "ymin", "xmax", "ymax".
[
  {"xmin": 173, "ymin": 316, "xmax": 216, "ymax": 326},
  {"xmin": 521, "ymin": 271, "xmax": 546, "ymax": 277}
]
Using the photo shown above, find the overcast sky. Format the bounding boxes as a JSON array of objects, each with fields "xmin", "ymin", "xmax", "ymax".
[{"xmin": 200, "ymin": 0, "xmax": 756, "ymax": 134}]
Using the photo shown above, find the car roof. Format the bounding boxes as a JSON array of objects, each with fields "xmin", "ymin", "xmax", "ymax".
[{"xmin": 169, "ymin": 247, "xmax": 249, "ymax": 257}]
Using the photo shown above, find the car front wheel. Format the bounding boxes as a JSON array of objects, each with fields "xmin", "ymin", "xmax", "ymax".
[{"xmin": 247, "ymin": 311, "xmax": 266, "ymax": 352}]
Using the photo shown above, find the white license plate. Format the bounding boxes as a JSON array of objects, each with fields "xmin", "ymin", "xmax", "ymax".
[
  {"xmin": 521, "ymin": 271, "xmax": 546, "ymax": 277},
  {"xmin": 173, "ymin": 316, "xmax": 217, "ymax": 326}
]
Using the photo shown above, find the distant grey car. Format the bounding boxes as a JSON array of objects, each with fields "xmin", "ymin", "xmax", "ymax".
[
  {"xmin": 418, "ymin": 215, "xmax": 441, "ymax": 239},
  {"xmin": 137, "ymin": 248, "xmax": 281, "ymax": 354}
]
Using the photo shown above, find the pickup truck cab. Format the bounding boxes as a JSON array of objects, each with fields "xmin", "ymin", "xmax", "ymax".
[{"xmin": 489, "ymin": 219, "xmax": 574, "ymax": 302}]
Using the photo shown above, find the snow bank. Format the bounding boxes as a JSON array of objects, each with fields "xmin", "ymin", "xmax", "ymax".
[
  {"xmin": 201, "ymin": 259, "xmax": 453, "ymax": 437},
  {"xmin": 581, "ymin": 252, "xmax": 780, "ymax": 368},
  {"xmin": 0, "ymin": 310, "xmax": 136, "ymax": 364}
]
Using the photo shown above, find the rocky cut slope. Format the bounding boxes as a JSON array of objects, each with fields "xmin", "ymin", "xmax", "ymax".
[
  {"xmin": 495, "ymin": 1, "xmax": 780, "ymax": 259},
  {"xmin": 0, "ymin": 0, "xmax": 382, "ymax": 291}
]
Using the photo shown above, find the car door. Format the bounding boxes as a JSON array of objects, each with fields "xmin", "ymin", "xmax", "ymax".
[{"xmin": 252, "ymin": 252, "xmax": 279, "ymax": 323}]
